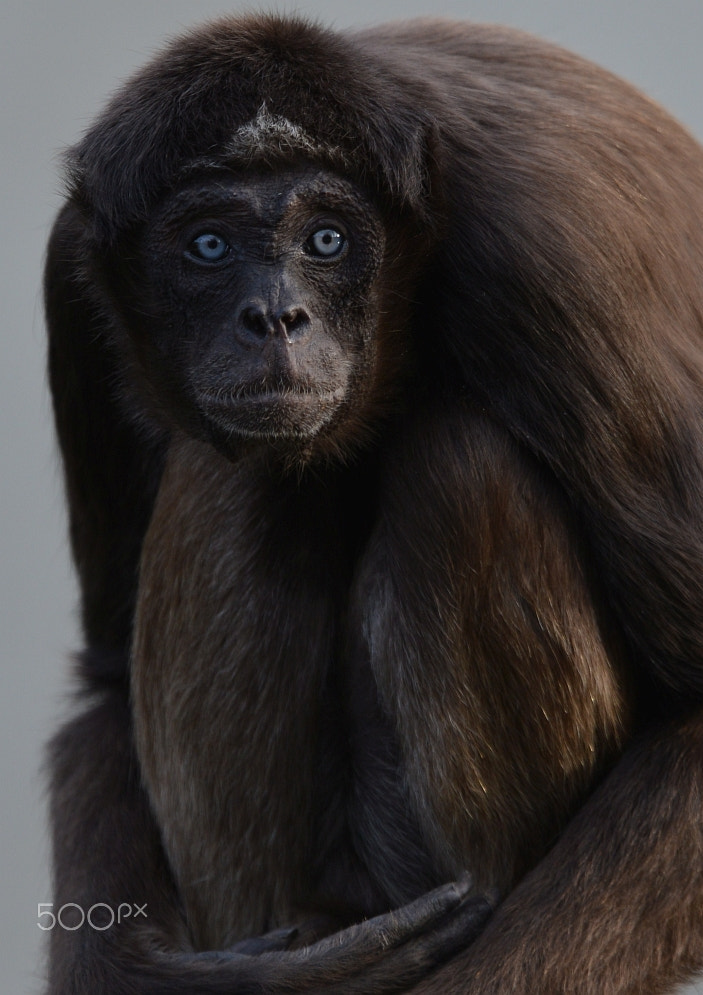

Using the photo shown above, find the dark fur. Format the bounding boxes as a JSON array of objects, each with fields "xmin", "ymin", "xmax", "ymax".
[{"xmin": 45, "ymin": 14, "xmax": 703, "ymax": 993}]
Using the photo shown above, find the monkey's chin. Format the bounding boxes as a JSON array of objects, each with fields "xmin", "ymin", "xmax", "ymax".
[{"xmin": 200, "ymin": 389, "xmax": 346, "ymax": 446}]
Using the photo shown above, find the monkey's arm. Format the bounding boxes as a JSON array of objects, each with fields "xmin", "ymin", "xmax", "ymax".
[
  {"xmin": 47, "ymin": 684, "xmax": 492, "ymax": 995},
  {"xmin": 45, "ymin": 203, "xmax": 167, "ymax": 655},
  {"xmin": 410, "ymin": 712, "xmax": 703, "ymax": 994}
]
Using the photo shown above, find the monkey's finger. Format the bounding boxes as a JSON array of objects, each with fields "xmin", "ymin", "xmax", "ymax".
[
  {"xmin": 300, "ymin": 877, "xmax": 474, "ymax": 960},
  {"xmin": 314, "ymin": 893, "xmax": 495, "ymax": 994},
  {"xmin": 228, "ymin": 926, "xmax": 298, "ymax": 954}
]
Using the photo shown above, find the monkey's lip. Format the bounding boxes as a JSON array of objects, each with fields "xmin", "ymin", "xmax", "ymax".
[
  {"xmin": 197, "ymin": 385, "xmax": 345, "ymax": 409},
  {"xmin": 196, "ymin": 385, "xmax": 346, "ymax": 438}
]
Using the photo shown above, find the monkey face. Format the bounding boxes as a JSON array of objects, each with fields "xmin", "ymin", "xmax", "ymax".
[{"xmin": 111, "ymin": 165, "xmax": 390, "ymax": 458}]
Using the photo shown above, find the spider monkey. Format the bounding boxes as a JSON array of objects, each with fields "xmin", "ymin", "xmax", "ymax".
[{"xmin": 45, "ymin": 14, "xmax": 703, "ymax": 994}]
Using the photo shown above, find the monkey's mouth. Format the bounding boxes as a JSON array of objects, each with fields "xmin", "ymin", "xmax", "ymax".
[{"xmin": 196, "ymin": 382, "xmax": 347, "ymax": 440}]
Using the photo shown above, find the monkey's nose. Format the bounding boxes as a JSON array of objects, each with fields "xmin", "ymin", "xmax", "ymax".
[{"xmin": 237, "ymin": 305, "xmax": 311, "ymax": 345}]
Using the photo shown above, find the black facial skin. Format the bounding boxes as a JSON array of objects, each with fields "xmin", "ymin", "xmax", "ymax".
[{"xmin": 119, "ymin": 167, "xmax": 386, "ymax": 458}]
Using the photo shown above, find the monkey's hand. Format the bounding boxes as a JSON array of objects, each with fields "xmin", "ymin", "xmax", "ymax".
[{"xmin": 173, "ymin": 879, "xmax": 493, "ymax": 993}]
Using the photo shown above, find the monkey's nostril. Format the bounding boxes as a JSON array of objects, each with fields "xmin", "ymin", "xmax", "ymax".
[
  {"xmin": 239, "ymin": 306, "xmax": 270, "ymax": 339},
  {"xmin": 278, "ymin": 308, "xmax": 310, "ymax": 339}
]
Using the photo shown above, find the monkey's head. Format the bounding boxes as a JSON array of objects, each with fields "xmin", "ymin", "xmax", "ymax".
[
  {"xmin": 109, "ymin": 160, "xmax": 421, "ymax": 462},
  {"xmin": 68, "ymin": 17, "xmax": 439, "ymax": 462}
]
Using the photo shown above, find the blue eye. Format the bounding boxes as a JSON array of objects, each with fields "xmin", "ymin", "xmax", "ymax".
[
  {"xmin": 307, "ymin": 228, "xmax": 345, "ymax": 257},
  {"xmin": 189, "ymin": 233, "xmax": 230, "ymax": 262}
]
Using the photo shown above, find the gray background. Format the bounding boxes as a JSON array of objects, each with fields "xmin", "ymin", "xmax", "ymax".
[{"xmin": 2, "ymin": 1, "xmax": 702, "ymax": 992}]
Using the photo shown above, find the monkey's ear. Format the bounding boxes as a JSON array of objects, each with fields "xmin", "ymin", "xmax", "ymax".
[
  {"xmin": 45, "ymin": 202, "xmax": 166, "ymax": 652},
  {"xmin": 366, "ymin": 118, "xmax": 445, "ymax": 227}
]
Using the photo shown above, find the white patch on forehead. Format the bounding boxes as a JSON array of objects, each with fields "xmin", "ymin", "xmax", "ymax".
[{"xmin": 225, "ymin": 104, "xmax": 349, "ymax": 167}]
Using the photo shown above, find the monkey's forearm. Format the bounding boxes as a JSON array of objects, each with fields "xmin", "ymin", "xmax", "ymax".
[{"xmin": 410, "ymin": 711, "xmax": 703, "ymax": 994}]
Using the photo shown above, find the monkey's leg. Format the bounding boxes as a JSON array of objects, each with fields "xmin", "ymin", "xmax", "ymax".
[
  {"xmin": 409, "ymin": 712, "xmax": 703, "ymax": 994},
  {"xmin": 352, "ymin": 403, "xmax": 703, "ymax": 993},
  {"xmin": 350, "ymin": 405, "xmax": 630, "ymax": 901},
  {"xmin": 47, "ymin": 682, "xmax": 492, "ymax": 994}
]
